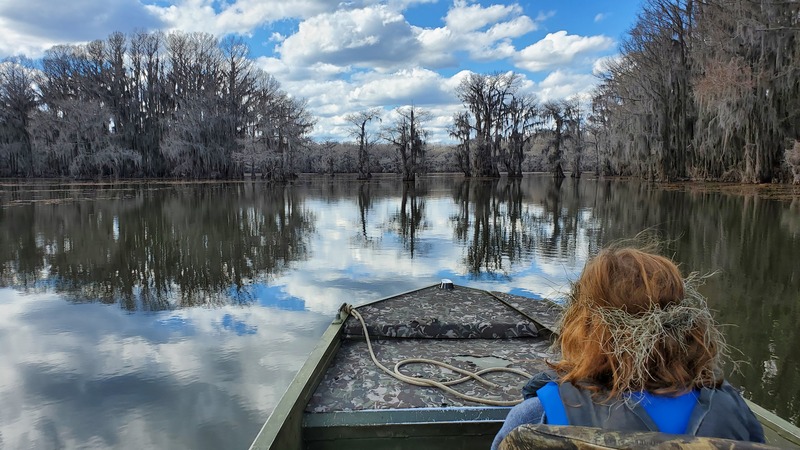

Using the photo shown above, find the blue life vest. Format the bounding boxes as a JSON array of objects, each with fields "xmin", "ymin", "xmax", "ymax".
[
  {"xmin": 537, "ymin": 381, "xmax": 697, "ymax": 434},
  {"xmin": 530, "ymin": 379, "xmax": 764, "ymax": 442}
]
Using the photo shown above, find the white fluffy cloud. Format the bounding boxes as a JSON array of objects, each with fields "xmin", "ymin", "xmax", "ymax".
[
  {"xmin": 271, "ymin": 65, "xmax": 463, "ymax": 142},
  {"xmin": 271, "ymin": 2, "xmax": 543, "ymax": 77},
  {"xmin": 146, "ymin": 0, "xmax": 330, "ymax": 35},
  {"xmin": 277, "ymin": 6, "xmax": 420, "ymax": 71},
  {"xmin": 515, "ymin": 30, "xmax": 614, "ymax": 72},
  {"xmin": 534, "ymin": 70, "xmax": 600, "ymax": 102},
  {"xmin": 0, "ymin": 0, "xmax": 163, "ymax": 56},
  {"xmin": 349, "ymin": 67, "xmax": 455, "ymax": 106},
  {"xmin": 444, "ymin": 0, "xmax": 523, "ymax": 33},
  {"xmin": 417, "ymin": 2, "xmax": 539, "ymax": 64}
]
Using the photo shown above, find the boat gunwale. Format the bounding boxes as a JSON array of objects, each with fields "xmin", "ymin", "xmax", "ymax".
[
  {"xmin": 303, "ymin": 405, "xmax": 513, "ymax": 427},
  {"xmin": 745, "ymin": 399, "xmax": 800, "ymax": 446}
]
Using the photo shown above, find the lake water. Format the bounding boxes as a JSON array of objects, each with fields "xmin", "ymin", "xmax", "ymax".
[{"xmin": 1, "ymin": 175, "xmax": 798, "ymax": 449}]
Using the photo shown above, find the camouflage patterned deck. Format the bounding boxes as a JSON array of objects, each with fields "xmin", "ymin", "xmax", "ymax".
[
  {"xmin": 306, "ymin": 285, "xmax": 559, "ymax": 413},
  {"xmin": 491, "ymin": 291, "xmax": 561, "ymax": 334},
  {"xmin": 342, "ymin": 285, "xmax": 549, "ymax": 339}
]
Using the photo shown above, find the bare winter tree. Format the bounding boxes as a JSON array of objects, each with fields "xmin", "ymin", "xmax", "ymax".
[
  {"xmin": 33, "ymin": 43, "xmax": 141, "ymax": 178},
  {"xmin": 588, "ymin": 86, "xmax": 614, "ymax": 176},
  {"xmin": 448, "ymin": 111, "xmax": 472, "ymax": 176},
  {"xmin": 161, "ymin": 33, "xmax": 221, "ymax": 177},
  {"xmin": 382, "ymin": 105, "xmax": 430, "ymax": 182},
  {"xmin": 455, "ymin": 72, "xmax": 520, "ymax": 178},
  {"xmin": 234, "ymin": 70, "xmax": 281, "ymax": 178},
  {"xmin": 541, "ymin": 99, "xmax": 580, "ymax": 179},
  {"xmin": 502, "ymin": 95, "xmax": 539, "ymax": 178},
  {"xmin": 219, "ymin": 35, "xmax": 259, "ymax": 177},
  {"xmin": 272, "ymin": 95, "xmax": 315, "ymax": 180},
  {"xmin": 346, "ymin": 108, "xmax": 381, "ymax": 180},
  {"xmin": 234, "ymin": 70, "xmax": 314, "ymax": 181},
  {"xmin": 129, "ymin": 30, "xmax": 168, "ymax": 176},
  {"xmin": 30, "ymin": 99, "xmax": 141, "ymax": 178},
  {"xmin": 320, "ymin": 140, "xmax": 339, "ymax": 176},
  {"xmin": 162, "ymin": 31, "xmax": 254, "ymax": 178},
  {"xmin": 565, "ymin": 103, "xmax": 586, "ymax": 178},
  {"xmin": 0, "ymin": 57, "xmax": 37, "ymax": 176}
]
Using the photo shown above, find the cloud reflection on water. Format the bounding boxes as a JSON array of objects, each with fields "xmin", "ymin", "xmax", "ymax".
[{"xmin": 0, "ymin": 288, "xmax": 330, "ymax": 449}]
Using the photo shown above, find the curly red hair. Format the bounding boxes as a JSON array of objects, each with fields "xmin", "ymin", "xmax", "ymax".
[{"xmin": 551, "ymin": 247, "xmax": 724, "ymax": 398}]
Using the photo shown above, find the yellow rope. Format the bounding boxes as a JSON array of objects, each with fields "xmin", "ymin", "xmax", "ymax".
[{"xmin": 345, "ymin": 304, "xmax": 532, "ymax": 407}]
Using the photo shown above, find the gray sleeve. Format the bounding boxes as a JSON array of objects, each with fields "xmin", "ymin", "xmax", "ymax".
[
  {"xmin": 490, "ymin": 397, "xmax": 545, "ymax": 450},
  {"xmin": 724, "ymin": 384, "xmax": 766, "ymax": 443}
]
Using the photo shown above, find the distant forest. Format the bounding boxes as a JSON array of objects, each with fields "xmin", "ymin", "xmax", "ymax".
[{"xmin": 0, "ymin": 0, "xmax": 798, "ymax": 183}]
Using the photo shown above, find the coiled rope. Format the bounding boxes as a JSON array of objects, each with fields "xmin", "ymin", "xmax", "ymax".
[{"xmin": 343, "ymin": 304, "xmax": 532, "ymax": 406}]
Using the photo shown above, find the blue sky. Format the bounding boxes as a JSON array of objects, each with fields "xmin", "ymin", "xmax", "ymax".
[{"xmin": 0, "ymin": 0, "xmax": 642, "ymax": 141}]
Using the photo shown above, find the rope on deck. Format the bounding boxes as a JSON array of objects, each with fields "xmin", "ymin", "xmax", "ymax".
[{"xmin": 343, "ymin": 304, "xmax": 533, "ymax": 407}]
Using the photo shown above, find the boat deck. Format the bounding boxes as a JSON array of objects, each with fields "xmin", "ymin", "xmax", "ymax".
[{"xmin": 306, "ymin": 285, "xmax": 560, "ymax": 413}]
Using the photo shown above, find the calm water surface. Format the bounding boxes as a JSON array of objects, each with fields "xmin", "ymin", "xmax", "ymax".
[{"xmin": 0, "ymin": 175, "xmax": 798, "ymax": 449}]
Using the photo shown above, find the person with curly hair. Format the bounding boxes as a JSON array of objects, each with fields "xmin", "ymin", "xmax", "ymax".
[{"xmin": 491, "ymin": 247, "xmax": 764, "ymax": 449}]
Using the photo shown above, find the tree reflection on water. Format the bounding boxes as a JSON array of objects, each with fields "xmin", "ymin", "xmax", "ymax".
[{"xmin": 0, "ymin": 182, "xmax": 314, "ymax": 311}]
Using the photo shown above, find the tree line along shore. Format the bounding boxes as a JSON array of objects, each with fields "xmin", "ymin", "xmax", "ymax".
[{"xmin": 0, "ymin": 0, "xmax": 798, "ymax": 183}]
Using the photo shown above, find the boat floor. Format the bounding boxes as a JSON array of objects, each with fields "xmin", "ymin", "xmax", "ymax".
[{"xmin": 306, "ymin": 285, "xmax": 560, "ymax": 413}]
